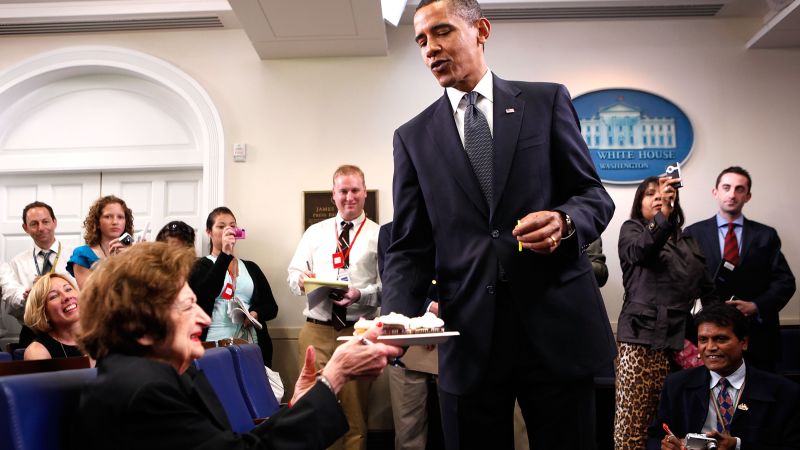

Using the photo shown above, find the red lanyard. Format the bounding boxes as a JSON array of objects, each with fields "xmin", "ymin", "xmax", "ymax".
[{"xmin": 335, "ymin": 217, "xmax": 366, "ymax": 262}]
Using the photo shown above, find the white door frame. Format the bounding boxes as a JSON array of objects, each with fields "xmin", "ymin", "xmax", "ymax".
[{"xmin": 0, "ymin": 45, "xmax": 224, "ymax": 214}]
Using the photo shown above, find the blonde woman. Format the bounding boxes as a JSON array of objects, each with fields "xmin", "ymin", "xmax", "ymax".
[{"xmin": 23, "ymin": 273, "xmax": 84, "ymax": 360}]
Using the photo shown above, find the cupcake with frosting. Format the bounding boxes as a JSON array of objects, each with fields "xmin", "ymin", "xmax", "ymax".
[
  {"xmin": 379, "ymin": 312, "xmax": 411, "ymax": 335},
  {"xmin": 409, "ymin": 312, "xmax": 445, "ymax": 334},
  {"xmin": 352, "ymin": 317, "xmax": 375, "ymax": 336}
]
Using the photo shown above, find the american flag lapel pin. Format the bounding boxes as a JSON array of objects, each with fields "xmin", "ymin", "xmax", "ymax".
[{"xmin": 505, "ymin": 108, "xmax": 515, "ymax": 114}]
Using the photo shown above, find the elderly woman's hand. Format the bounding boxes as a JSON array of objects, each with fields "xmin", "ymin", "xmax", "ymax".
[
  {"xmin": 290, "ymin": 345, "xmax": 321, "ymax": 406},
  {"xmin": 321, "ymin": 324, "xmax": 403, "ymax": 393},
  {"xmin": 288, "ymin": 324, "xmax": 401, "ymax": 405}
]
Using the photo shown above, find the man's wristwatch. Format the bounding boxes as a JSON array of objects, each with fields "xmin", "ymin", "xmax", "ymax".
[{"xmin": 558, "ymin": 211, "xmax": 575, "ymax": 239}]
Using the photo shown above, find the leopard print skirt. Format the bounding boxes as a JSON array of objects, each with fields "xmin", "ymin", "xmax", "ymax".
[{"xmin": 613, "ymin": 342, "xmax": 670, "ymax": 450}]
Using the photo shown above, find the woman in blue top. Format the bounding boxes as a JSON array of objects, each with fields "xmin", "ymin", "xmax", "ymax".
[
  {"xmin": 188, "ymin": 207, "xmax": 278, "ymax": 366},
  {"xmin": 67, "ymin": 195, "xmax": 134, "ymax": 288}
]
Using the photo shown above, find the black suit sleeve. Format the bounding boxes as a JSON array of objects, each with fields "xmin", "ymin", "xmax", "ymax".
[
  {"xmin": 752, "ymin": 230, "xmax": 795, "ymax": 318},
  {"xmin": 549, "ymin": 84, "xmax": 615, "ymax": 253},
  {"xmin": 382, "ymin": 130, "xmax": 436, "ymax": 318},
  {"xmin": 377, "ymin": 223, "xmax": 391, "ymax": 277}
]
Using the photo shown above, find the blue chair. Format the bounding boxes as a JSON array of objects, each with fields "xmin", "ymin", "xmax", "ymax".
[
  {"xmin": 0, "ymin": 352, "xmax": 11, "ymax": 362},
  {"xmin": 227, "ymin": 344, "xmax": 280, "ymax": 419},
  {"xmin": 0, "ymin": 368, "xmax": 96, "ymax": 450},
  {"xmin": 193, "ymin": 346, "xmax": 254, "ymax": 433},
  {"xmin": 12, "ymin": 349, "xmax": 25, "ymax": 361},
  {"xmin": 777, "ymin": 325, "xmax": 800, "ymax": 384}
]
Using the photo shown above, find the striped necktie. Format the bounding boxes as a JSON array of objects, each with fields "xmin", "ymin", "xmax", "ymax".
[
  {"xmin": 332, "ymin": 221, "xmax": 353, "ymax": 331},
  {"xmin": 723, "ymin": 223, "xmax": 740, "ymax": 265},
  {"xmin": 463, "ymin": 91, "xmax": 494, "ymax": 206},
  {"xmin": 40, "ymin": 249, "xmax": 54, "ymax": 274}
]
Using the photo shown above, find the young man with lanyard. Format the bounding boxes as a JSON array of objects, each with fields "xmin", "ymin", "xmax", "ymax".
[
  {"xmin": 287, "ymin": 165, "xmax": 381, "ymax": 450},
  {"xmin": 4, "ymin": 201, "xmax": 74, "ymax": 346},
  {"xmin": 648, "ymin": 304, "xmax": 800, "ymax": 450}
]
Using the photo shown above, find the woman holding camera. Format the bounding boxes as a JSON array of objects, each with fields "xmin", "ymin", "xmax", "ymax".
[
  {"xmin": 614, "ymin": 176, "xmax": 719, "ymax": 450},
  {"xmin": 188, "ymin": 207, "xmax": 278, "ymax": 366},
  {"xmin": 67, "ymin": 195, "xmax": 134, "ymax": 289}
]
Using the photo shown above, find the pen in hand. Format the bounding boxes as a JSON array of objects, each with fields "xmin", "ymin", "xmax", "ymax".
[{"xmin": 359, "ymin": 336, "xmax": 405, "ymax": 368}]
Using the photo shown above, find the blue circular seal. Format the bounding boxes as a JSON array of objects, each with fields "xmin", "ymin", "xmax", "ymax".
[{"xmin": 572, "ymin": 88, "xmax": 694, "ymax": 184}]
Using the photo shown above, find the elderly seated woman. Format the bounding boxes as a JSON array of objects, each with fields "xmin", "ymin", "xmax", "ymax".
[
  {"xmin": 23, "ymin": 273, "xmax": 85, "ymax": 360},
  {"xmin": 75, "ymin": 242, "xmax": 402, "ymax": 449}
]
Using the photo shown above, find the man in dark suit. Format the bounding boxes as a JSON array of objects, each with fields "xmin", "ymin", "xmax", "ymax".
[
  {"xmin": 648, "ymin": 304, "xmax": 800, "ymax": 450},
  {"xmin": 684, "ymin": 166, "xmax": 795, "ymax": 372},
  {"xmin": 380, "ymin": 1, "xmax": 616, "ymax": 448}
]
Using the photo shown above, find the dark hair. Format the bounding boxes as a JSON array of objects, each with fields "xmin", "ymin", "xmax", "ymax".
[
  {"xmin": 694, "ymin": 303, "xmax": 749, "ymax": 341},
  {"xmin": 22, "ymin": 201, "xmax": 55, "ymax": 226},
  {"xmin": 629, "ymin": 176, "xmax": 685, "ymax": 229},
  {"xmin": 715, "ymin": 166, "xmax": 752, "ymax": 193},
  {"xmin": 155, "ymin": 221, "xmax": 196, "ymax": 248},
  {"xmin": 416, "ymin": 0, "xmax": 483, "ymax": 23},
  {"xmin": 205, "ymin": 207, "xmax": 236, "ymax": 253},
  {"xmin": 79, "ymin": 242, "xmax": 196, "ymax": 359},
  {"xmin": 83, "ymin": 195, "xmax": 134, "ymax": 246}
]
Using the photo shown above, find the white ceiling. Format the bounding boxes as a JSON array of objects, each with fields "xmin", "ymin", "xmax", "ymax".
[{"xmin": 0, "ymin": 0, "xmax": 798, "ymax": 57}]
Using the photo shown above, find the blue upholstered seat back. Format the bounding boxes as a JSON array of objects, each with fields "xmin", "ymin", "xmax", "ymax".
[
  {"xmin": 0, "ymin": 368, "xmax": 96, "ymax": 450},
  {"xmin": 227, "ymin": 344, "xmax": 280, "ymax": 419},
  {"xmin": 193, "ymin": 346, "xmax": 253, "ymax": 433}
]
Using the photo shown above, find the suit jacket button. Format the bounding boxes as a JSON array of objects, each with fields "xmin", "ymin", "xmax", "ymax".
[
  {"xmin": 491, "ymin": 229, "xmax": 500, "ymax": 239},
  {"xmin": 486, "ymin": 285, "xmax": 495, "ymax": 294}
]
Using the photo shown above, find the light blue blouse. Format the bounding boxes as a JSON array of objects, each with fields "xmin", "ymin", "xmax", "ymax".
[{"xmin": 204, "ymin": 255, "xmax": 257, "ymax": 342}]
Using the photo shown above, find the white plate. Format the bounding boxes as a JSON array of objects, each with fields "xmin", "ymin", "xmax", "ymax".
[{"xmin": 337, "ymin": 331, "xmax": 459, "ymax": 346}]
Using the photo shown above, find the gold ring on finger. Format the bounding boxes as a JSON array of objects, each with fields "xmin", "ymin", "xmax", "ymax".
[{"xmin": 548, "ymin": 236, "xmax": 558, "ymax": 246}]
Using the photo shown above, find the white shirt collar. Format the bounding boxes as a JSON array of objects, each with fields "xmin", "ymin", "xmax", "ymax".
[
  {"xmin": 446, "ymin": 69, "xmax": 493, "ymax": 114},
  {"xmin": 336, "ymin": 211, "xmax": 365, "ymax": 229},
  {"xmin": 33, "ymin": 239, "xmax": 59, "ymax": 254},
  {"xmin": 709, "ymin": 359, "xmax": 747, "ymax": 390}
]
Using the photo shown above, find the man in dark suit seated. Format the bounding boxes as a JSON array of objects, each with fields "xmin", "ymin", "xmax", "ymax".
[
  {"xmin": 683, "ymin": 166, "xmax": 795, "ymax": 372},
  {"xmin": 648, "ymin": 304, "xmax": 800, "ymax": 450}
]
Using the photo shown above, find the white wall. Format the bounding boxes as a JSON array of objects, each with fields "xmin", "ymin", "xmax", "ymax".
[{"xmin": 1, "ymin": 15, "xmax": 798, "ymax": 337}]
